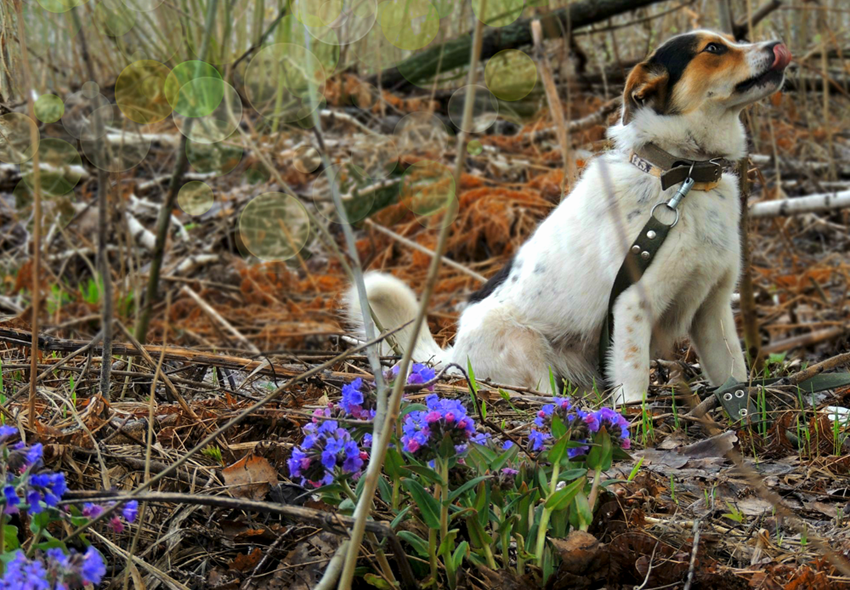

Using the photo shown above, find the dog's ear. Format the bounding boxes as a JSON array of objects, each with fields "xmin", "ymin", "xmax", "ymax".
[{"xmin": 622, "ymin": 64, "xmax": 669, "ymax": 124}]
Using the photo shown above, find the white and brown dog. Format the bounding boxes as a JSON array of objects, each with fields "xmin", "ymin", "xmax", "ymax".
[{"xmin": 346, "ymin": 31, "xmax": 792, "ymax": 406}]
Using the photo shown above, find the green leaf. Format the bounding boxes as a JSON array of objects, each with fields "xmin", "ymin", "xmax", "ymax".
[
  {"xmin": 465, "ymin": 513, "xmax": 493, "ymax": 548},
  {"xmin": 364, "ymin": 573, "xmax": 393, "ymax": 589},
  {"xmin": 400, "ymin": 403, "xmax": 428, "ymax": 418},
  {"xmin": 384, "ymin": 448, "xmax": 405, "ymax": 479},
  {"xmin": 574, "ymin": 492, "xmax": 593, "ymax": 528},
  {"xmin": 481, "ymin": 399, "xmax": 487, "ymax": 421},
  {"xmin": 452, "ymin": 540, "xmax": 469, "ymax": 570},
  {"xmin": 439, "ymin": 433, "xmax": 456, "ymax": 459},
  {"xmin": 544, "ymin": 476, "xmax": 586, "ymax": 511},
  {"xmin": 587, "ymin": 429, "xmax": 613, "ymax": 471},
  {"xmin": 449, "ymin": 475, "xmax": 490, "ymax": 502},
  {"xmin": 397, "ymin": 531, "xmax": 430, "ymax": 557},
  {"xmin": 559, "ymin": 468, "xmax": 588, "ymax": 482},
  {"xmin": 490, "ymin": 444, "xmax": 519, "ymax": 472},
  {"xmin": 438, "ymin": 529, "xmax": 458, "ymax": 556},
  {"xmin": 467, "ymin": 359, "xmax": 479, "ymax": 394},
  {"xmin": 402, "ymin": 465, "xmax": 444, "ymax": 486},
  {"xmin": 35, "ymin": 538, "xmax": 66, "ymax": 552},
  {"xmin": 402, "ymin": 479, "xmax": 441, "ymax": 529},
  {"xmin": 391, "ymin": 505, "xmax": 411, "ymax": 529},
  {"xmin": 3, "ymin": 525, "xmax": 19, "ymax": 551},
  {"xmin": 548, "ymin": 435, "xmax": 569, "ymax": 466},
  {"xmin": 551, "ymin": 414, "xmax": 567, "ymax": 439}
]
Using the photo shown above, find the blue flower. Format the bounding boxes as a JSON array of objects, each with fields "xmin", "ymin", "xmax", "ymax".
[
  {"xmin": 0, "ymin": 551, "xmax": 49, "ymax": 590},
  {"xmin": 25, "ymin": 443, "xmax": 44, "ymax": 467},
  {"xmin": 26, "ymin": 472, "xmax": 66, "ymax": 512},
  {"xmin": 401, "ymin": 395, "xmax": 485, "ymax": 459},
  {"xmin": 390, "ymin": 363, "xmax": 437, "ymax": 391},
  {"xmin": 0, "ymin": 425, "xmax": 17, "ymax": 440},
  {"xmin": 528, "ymin": 429, "xmax": 551, "ymax": 452},
  {"xmin": 3, "ymin": 485, "xmax": 20, "ymax": 514},
  {"xmin": 123, "ymin": 500, "xmax": 138, "ymax": 523},
  {"xmin": 81, "ymin": 546, "xmax": 106, "ymax": 585},
  {"xmin": 289, "ymin": 420, "xmax": 367, "ymax": 488}
]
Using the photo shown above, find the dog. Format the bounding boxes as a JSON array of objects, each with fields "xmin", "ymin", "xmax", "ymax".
[{"xmin": 345, "ymin": 31, "xmax": 791, "ymax": 406}]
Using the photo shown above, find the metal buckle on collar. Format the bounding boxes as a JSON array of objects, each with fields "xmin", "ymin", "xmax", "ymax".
[{"xmin": 649, "ymin": 162, "xmax": 696, "ymax": 228}]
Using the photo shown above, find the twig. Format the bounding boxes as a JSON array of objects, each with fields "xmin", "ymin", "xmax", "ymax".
[
  {"xmin": 135, "ymin": 0, "xmax": 219, "ymax": 344},
  {"xmin": 15, "ymin": 1, "xmax": 41, "ymax": 429},
  {"xmin": 531, "ymin": 19, "xmax": 573, "ymax": 190},
  {"xmin": 337, "ymin": 8, "xmax": 488, "ymax": 590},
  {"xmin": 739, "ymin": 159, "xmax": 762, "ymax": 373},
  {"xmin": 180, "ymin": 285, "xmax": 261, "ymax": 355},
  {"xmin": 761, "ymin": 326, "xmax": 847, "ymax": 354},
  {"xmin": 364, "ymin": 219, "xmax": 487, "ymax": 283},
  {"xmin": 732, "ymin": 0, "xmax": 783, "ymax": 40},
  {"xmin": 682, "ymin": 519, "xmax": 702, "ymax": 590},
  {"xmin": 71, "ymin": 7, "xmax": 114, "ymax": 401}
]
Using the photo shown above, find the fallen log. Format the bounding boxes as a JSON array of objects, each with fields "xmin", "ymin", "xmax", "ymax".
[
  {"xmin": 369, "ymin": 0, "xmax": 667, "ymax": 91},
  {"xmin": 749, "ymin": 190, "xmax": 850, "ymax": 218}
]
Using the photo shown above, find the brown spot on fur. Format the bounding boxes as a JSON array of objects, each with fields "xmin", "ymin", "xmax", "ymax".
[
  {"xmin": 634, "ymin": 315, "xmax": 643, "ymax": 322},
  {"xmin": 633, "ymin": 363, "xmax": 641, "ymax": 370},
  {"xmin": 626, "ymin": 326, "xmax": 634, "ymax": 334}
]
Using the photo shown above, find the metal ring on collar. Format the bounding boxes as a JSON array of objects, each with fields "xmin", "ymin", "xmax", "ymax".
[{"xmin": 651, "ymin": 202, "xmax": 680, "ymax": 227}]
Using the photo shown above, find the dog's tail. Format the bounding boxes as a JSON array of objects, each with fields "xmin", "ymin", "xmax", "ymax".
[{"xmin": 344, "ymin": 272, "xmax": 445, "ymax": 363}]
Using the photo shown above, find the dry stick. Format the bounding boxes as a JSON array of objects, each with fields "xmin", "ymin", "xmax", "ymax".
[
  {"xmin": 749, "ymin": 190, "xmax": 850, "ymax": 218},
  {"xmin": 71, "ymin": 8, "xmax": 114, "ymax": 400},
  {"xmin": 60, "ymin": 324, "xmax": 410, "ymax": 545},
  {"xmin": 123, "ymin": 293, "xmax": 170, "ymax": 590},
  {"xmin": 135, "ymin": 0, "xmax": 219, "ymax": 344},
  {"xmin": 336, "ymin": 10, "xmax": 488, "ymax": 590},
  {"xmin": 114, "ymin": 320, "xmax": 200, "ymax": 422},
  {"xmin": 738, "ymin": 160, "xmax": 763, "ymax": 374},
  {"xmin": 531, "ymin": 19, "xmax": 573, "ymax": 193},
  {"xmin": 364, "ymin": 219, "xmax": 487, "ymax": 283},
  {"xmin": 682, "ymin": 519, "xmax": 701, "ymax": 590},
  {"xmin": 15, "ymin": 2, "xmax": 41, "ymax": 429},
  {"xmin": 180, "ymin": 285, "xmax": 261, "ymax": 355}
]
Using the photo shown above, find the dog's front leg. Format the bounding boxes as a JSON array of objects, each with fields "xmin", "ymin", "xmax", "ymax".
[
  {"xmin": 608, "ymin": 288, "xmax": 654, "ymax": 407},
  {"xmin": 689, "ymin": 283, "xmax": 748, "ymax": 385}
]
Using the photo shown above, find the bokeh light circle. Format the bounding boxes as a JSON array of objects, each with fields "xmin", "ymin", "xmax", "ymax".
[
  {"xmin": 471, "ymin": 0, "xmax": 524, "ymax": 27},
  {"xmin": 312, "ymin": 165, "xmax": 376, "ymax": 225},
  {"xmin": 448, "ymin": 85, "xmax": 499, "ymax": 133},
  {"xmin": 35, "ymin": 0, "xmax": 87, "ymax": 13},
  {"xmin": 291, "ymin": 0, "xmax": 377, "ymax": 47},
  {"xmin": 400, "ymin": 160, "xmax": 457, "ymax": 226},
  {"xmin": 22, "ymin": 138, "xmax": 83, "ymax": 196},
  {"xmin": 61, "ymin": 92, "xmax": 113, "ymax": 140},
  {"xmin": 35, "ymin": 94, "xmax": 64, "ymax": 123},
  {"xmin": 292, "ymin": 144, "xmax": 321, "ymax": 174},
  {"xmin": 349, "ymin": 135, "xmax": 398, "ymax": 179},
  {"xmin": 94, "ymin": 0, "xmax": 137, "ymax": 36},
  {"xmin": 467, "ymin": 139, "xmax": 483, "ymax": 156},
  {"xmin": 239, "ymin": 192, "xmax": 311, "ymax": 261},
  {"xmin": 81, "ymin": 81, "xmax": 100, "ymax": 99},
  {"xmin": 379, "ymin": 0, "xmax": 439, "ymax": 51},
  {"xmin": 243, "ymin": 161, "xmax": 272, "ymax": 186},
  {"xmin": 115, "ymin": 60, "xmax": 173, "ymax": 124},
  {"xmin": 0, "ymin": 113, "xmax": 39, "ymax": 164},
  {"xmin": 164, "ymin": 61, "xmax": 223, "ymax": 118},
  {"xmin": 177, "ymin": 181, "xmax": 215, "ymax": 216},
  {"xmin": 80, "ymin": 105, "xmax": 151, "ymax": 171},
  {"xmin": 173, "ymin": 80, "xmax": 242, "ymax": 144},
  {"xmin": 186, "ymin": 138, "xmax": 243, "ymax": 176},
  {"xmin": 276, "ymin": 15, "xmax": 340, "ymax": 75},
  {"xmin": 393, "ymin": 112, "xmax": 450, "ymax": 158},
  {"xmin": 245, "ymin": 43, "xmax": 326, "ymax": 123},
  {"xmin": 485, "ymin": 49, "xmax": 538, "ymax": 101},
  {"xmin": 125, "ymin": 0, "xmax": 166, "ymax": 11}
]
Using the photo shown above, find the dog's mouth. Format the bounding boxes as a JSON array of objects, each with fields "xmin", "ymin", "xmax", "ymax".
[{"xmin": 735, "ymin": 44, "xmax": 791, "ymax": 93}]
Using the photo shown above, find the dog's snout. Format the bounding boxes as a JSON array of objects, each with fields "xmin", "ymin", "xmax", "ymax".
[{"xmin": 765, "ymin": 41, "xmax": 792, "ymax": 71}]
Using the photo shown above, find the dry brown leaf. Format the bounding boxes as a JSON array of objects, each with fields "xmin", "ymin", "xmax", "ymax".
[{"xmin": 223, "ymin": 454, "xmax": 279, "ymax": 501}]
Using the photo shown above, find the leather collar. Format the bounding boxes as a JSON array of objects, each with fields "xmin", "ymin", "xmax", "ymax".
[{"xmin": 629, "ymin": 143, "xmax": 734, "ymax": 191}]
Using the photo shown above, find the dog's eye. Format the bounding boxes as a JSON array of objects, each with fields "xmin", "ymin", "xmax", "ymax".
[{"xmin": 703, "ymin": 42, "xmax": 727, "ymax": 54}]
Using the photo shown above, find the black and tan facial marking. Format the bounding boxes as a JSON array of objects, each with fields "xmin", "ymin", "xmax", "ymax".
[{"xmin": 622, "ymin": 31, "xmax": 785, "ymax": 122}]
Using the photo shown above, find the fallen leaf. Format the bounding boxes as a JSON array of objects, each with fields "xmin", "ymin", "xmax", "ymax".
[{"xmin": 223, "ymin": 454, "xmax": 279, "ymax": 500}]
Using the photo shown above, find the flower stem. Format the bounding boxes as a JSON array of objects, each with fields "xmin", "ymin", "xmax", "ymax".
[
  {"xmin": 586, "ymin": 467, "xmax": 603, "ymax": 519},
  {"xmin": 534, "ymin": 462, "xmax": 560, "ymax": 565}
]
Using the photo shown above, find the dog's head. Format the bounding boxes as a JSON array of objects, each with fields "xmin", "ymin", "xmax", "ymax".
[{"xmin": 622, "ymin": 30, "xmax": 791, "ymax": 124}]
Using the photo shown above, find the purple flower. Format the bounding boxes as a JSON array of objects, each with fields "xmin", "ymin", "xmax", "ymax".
[
  {"xmin": 0, "ymin": 551, "xmax": 49, "ymax": 590},
  {"xmin": 122, "ymin": 500, "xmax": 138, "ymax": 523},
  {"xmin": 390, "ymin": 363, "xmax": 437, "ymax": 391},
  {"xmin": 25, "ymin": 443, "xmax": 44, "ymax": 467},
  {"xmin": 0, "ymin": 425, "xmax": 17, "ymax": 440},
  {"xmin": 528, "ymin": 429, "xmax": 551, "ymax": 452},
  {"xmin": 401, "ymin": 395, "xmax": 484, "ymax": 460},
  {"xmin": 26, "ymin": 471, "xmax": 66, "ymax": 512},
  {"xmin": 289, "ymin": 420, "xmax": 367, "ymax": 488},
  {"xmin": 0, "ymin": 545, "xmax": 106, "ymax": 589},
  {"xmin": 83, "ymin": 503, "xmax": 105, "ymax": 519}
]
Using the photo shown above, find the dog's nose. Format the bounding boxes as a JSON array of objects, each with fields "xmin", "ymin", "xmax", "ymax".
[{"xmin": 767, "ymin": 42, "xmax": 792, "ymax": 70}]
